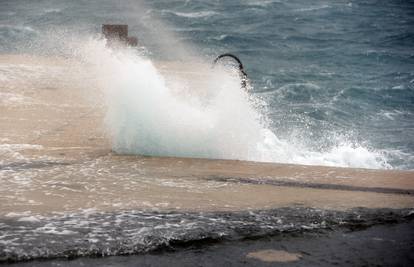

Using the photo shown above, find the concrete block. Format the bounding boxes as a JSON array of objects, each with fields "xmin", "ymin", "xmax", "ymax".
[{"xmin": 102, "ymin": 24, "xmax": 138, "ymax": 47}]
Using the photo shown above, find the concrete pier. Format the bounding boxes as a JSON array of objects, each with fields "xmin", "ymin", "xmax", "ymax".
[
  {"xmin": 1, "ymin": 54, "xmax": 413, "ymax": 216},
  {"xmin": 102, "ymin": 24, "xmax": 138, "ymax": 46},
  {"xmin": 1, "ymin": 54, "xmax": 413, "ymax": 265}
]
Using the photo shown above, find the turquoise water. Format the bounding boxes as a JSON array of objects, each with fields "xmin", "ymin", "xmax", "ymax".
[{"xmin": 1, "ymin": 0, "xmax": 413, "ymax": 169}]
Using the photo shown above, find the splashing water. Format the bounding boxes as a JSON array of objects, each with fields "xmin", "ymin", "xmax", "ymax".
[
  {"xmin": 78, "ymin": 38, "xmax": 390, "ymax": 169},
  {"xmin": 82, "ymin": 39, "xmax": 269, "ymax": 160}
]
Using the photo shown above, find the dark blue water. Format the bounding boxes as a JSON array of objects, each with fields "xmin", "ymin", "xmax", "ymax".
[{"xmin": 1, "ymin": 0, "xmax": 413, "ymax": 169}]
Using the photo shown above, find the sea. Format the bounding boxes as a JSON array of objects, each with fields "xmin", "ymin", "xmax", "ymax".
[
  {"xmin": 1, "ymin": 0, "xmax": 414, "ymax": 264},
  {"xmin": 1, "ymin": 0, "xmax": 414, "ymax": 170}
]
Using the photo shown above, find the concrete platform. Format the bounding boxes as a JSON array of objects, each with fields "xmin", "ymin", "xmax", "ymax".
[
  {"xmin": 1, "ymin": 54, "xmax": 413, "ymax": 264},
  {"xmin": 1, "ymin": 54, "xmax": 413, "ymax": 216}
]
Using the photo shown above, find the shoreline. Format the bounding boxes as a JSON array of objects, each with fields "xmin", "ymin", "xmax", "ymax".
[{"xmin": 6, "ymin": 220, "xmax": 414, "ymax": 266}]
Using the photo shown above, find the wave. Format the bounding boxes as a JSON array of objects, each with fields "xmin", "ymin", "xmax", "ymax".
[
  {"xmin": 294, "ymin": 5, "xmax": 330, "ymax": 12},
  {"xmin": 166, "ymin": 10, "xmax": 217, "ymax": 18},
  {"xmin": 43, "ymin": 8, "xmax": 62, "ymax": 14},
  {"xmin": 76, "ymin": 38, "xmax": 391, "ymax": 169},
  {"xmin": 243, "ymin": 0, "xmax": 281, "ymax": 8},
  {"xmin": 212, "ymin": 34, "xmax": 228, "ymax": 41},
  {"xmin": 1, "ymin": 207, "xmax": 409, "ymax": 262},
  {"xmin": 0, "ymin": 24, "xmax": 37, "ymax": 34},
  {"xmin": 376, "ymin": 109, "xmax": 411, "ymax": 121}
]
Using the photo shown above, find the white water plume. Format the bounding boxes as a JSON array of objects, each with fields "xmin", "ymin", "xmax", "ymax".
[
  {"xmin": 81, "ymin": 39, "xmax": 272, "ymax": 160},
  {"xmin": 77, "ymin": 38, "xmax": 390, "ymax": 169}
]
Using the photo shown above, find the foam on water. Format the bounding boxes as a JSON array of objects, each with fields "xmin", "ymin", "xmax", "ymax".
[
  {"xmin": 1, "ymin": 0, "xmax": 413, "ymax": 169},
  {"xmin": 167, "ymin": 11, "xmax": 217, "ymax": 18},
  {"xmin": 81, "ymin": 39, "xmax": 268, "ymax": 161},
  {"xmin": 78, "ymin": 38, "xmax": 390, "ymax": 169}
]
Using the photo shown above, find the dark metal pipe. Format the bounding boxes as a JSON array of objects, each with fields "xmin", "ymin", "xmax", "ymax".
[{"xmin": 213, "ymin": 53, "xmax": 248, "ymax": 89}]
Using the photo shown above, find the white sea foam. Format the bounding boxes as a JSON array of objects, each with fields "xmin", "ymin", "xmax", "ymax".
[
  {"xmin": 80, "ymin": 39, "xmax": 267, "ymax": 161},
  {"xmin": 5, "ymin": 211, "xmax": 32, "ymax": 217},
  {"xmin": 35, "ymin": 226, "xmax": 78, "ymax": 235},
  {"xmin": 0, "ymin": 144, "xmax": 43, "ymax": 152},
  {"xmin": 43, "ymin": 8, "xmax": 61, "ymax": 14},
  {"xmin": 167, "ymin": 11, "xmax": 217, "ymax": 18},
  {"xmin": 0, "ymin": 143, "xmax": 44, "ymax": 166},
  {"xmin": 377, "ymin": 109, "xmax": 405, "ymax": 120},
  {"xmin": 77, "ymin": 38, "xmax": 390, "ymax": 169},
  {"xmin": 295, "ymin": 5, "xmax": 330, "ymax": 12},
  {"xmin": 243, "ymin": 0, "xmax": 280, "ymax": 8},
  {"xmin": 0, "ymin": 24, "xmax": 37, "ymax": 35},
  {"xmin": 18, "ymin": 216, "xmax": 41, "ymax": 222}
]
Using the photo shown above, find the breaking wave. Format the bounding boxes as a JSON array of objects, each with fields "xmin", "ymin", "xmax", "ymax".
[{"xmin": 78, "ymin": 38, "xmax": 390, "ymax": 169}]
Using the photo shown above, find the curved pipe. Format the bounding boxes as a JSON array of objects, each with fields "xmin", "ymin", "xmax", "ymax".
[{"xmin": 213, "ymin": 53, "xmax": 248, "ymax": 89}]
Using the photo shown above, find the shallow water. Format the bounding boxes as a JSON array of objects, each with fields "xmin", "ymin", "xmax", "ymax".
[
  {"xmin": 11, "ymin": 221, "xmax": 414, "ymax": 267},
  {"xmin": 1, "ymin": 207, "xmax": 412, "ymax": 262}
]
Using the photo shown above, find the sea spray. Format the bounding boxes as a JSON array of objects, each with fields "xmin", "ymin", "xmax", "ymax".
[
  {"xmin": 1, "ymin": 0, "xmax": 412, "ymax": 169},
  {"xmin": 78, "ymin": 38, "xmax": 391, "ymax": 169},
  {"xmin": 80, "ymin": 39, "xmax": 269, "ymax": 160}
]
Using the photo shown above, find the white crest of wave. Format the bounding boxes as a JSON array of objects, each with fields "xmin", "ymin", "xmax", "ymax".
[
  {"xmin": 0, "ymin": 24, "xmax": 37, "ymax": 33},
  {"xmin": 79, "ymin": 39, "xmax": 391, "ymax": 170},
  {"xmin": 82, "ymin": 39, "xmax": 269, "ymax": 160},
  {"xmin": 168, "ymin": 11, "xmax": 217, "ymax": 18}
]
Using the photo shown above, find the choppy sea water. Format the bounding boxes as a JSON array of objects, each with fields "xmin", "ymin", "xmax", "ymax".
[
  {"xmin": 1, "ymin": 0, "xmax": 413, "ymax": 169},
  {"xmin": 1, "ymin": 0, "xmax": 414, "ymax": 263},
  {"xmin": 1, "ymin": 207, "xmax": 412, "ymax": 262},
  {"xmin": 0, "ymin": 0, "xmax": 414, "ymax": 169}
]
